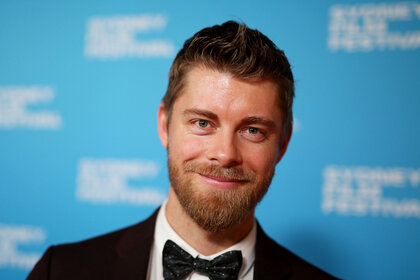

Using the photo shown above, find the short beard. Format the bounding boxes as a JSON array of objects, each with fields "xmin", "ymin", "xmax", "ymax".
[{"xmin": 168, "ymin": 158, "xmax": 275, "ymax": 233}]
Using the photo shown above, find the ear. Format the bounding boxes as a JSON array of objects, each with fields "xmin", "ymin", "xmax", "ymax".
[
  {"xmin": 157, "ymin": 103, "xmax": 169, "ymax": 149},
  {"xmin": 276, "ymin": 125, "xmax": 292, "ymax": 163}
]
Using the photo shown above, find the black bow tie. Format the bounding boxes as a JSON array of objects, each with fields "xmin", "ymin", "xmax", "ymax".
[{"xmin": 162, "ymin": 239, "xmax": 243, "ymax": 280}]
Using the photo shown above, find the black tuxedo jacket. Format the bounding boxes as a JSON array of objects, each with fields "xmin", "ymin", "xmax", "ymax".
[{"xmin": 27, "ymin": 209, "xmax": 338, "ymax": 279}]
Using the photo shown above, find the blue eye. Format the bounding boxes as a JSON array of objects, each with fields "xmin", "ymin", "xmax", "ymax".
[
  {"xmin": 197, "ymin": 120, "xmax": 209, "ymax": 128},
  {"xmin": 248, "ymin": 127, "xmax": 259, "ymax": 134},
  {"xmin": 241, "ymin": 127, "xmax": 266, "ymax": 142}
]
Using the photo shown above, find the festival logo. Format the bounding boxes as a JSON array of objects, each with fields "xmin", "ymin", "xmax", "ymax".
[
  {"xmin": 76, "ymin": 158, "xmax": 166, "ymax": 206},
  {"xmin": 328, "ymin": 2, "xmax": 420, "ymax": 52},
  {"xmin": 322, "ymin": 165, "xmax": 420, "ymax": 218},
  {"xmin": 0, "ymin": 86, "xmax": 62, "ymax": 130},
  {"xmin": 85, "ymin": 14, "xmax": 175, "ymax": 59},
  {"xmin": 0, "ymin": 223, "xmax": 46, "ymax": 270}
]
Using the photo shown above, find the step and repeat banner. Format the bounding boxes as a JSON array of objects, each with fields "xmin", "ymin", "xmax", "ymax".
[{"xmin": 1, "ymin": 1, "xmax": 419, "ymax": 279}]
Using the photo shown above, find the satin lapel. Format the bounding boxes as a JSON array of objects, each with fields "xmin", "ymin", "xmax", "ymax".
[
  {"xmin": 253, "ymin": 222, "xmax": 292, "ymax": 280},
  {"xmin": 111, "ymin": 208, "xmax": 159, "ymax": 280}
]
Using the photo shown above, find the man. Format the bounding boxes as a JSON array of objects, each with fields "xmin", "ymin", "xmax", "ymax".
[{"xmin": 27, "ymin": 21, "xmax": 338, "ymax": 280}]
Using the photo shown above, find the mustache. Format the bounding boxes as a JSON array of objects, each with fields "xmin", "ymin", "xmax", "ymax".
[{"xmin": 183, "ymin": 162, "xmax": 255, "ymax": 182}]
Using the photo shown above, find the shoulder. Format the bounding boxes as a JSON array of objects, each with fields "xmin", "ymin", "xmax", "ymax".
[
  {"xmin": 254, "ymin": 222, "xmax": 340, "ymax": 280},
  {"xmin": 47, "ymin": 222, "xmax": 140, "ymax": 264},
  {"xmin": 26, "ymin": 209, "xmax": 158, "ymax": 280}
]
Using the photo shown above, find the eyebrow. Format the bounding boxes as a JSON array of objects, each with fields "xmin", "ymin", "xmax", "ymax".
[
  {"xmin": 183, "ymin": 108, "xmax": 276, "ymax": 129},
  {"xmin": 241, "ymin": 116, "xmax": 276, "ymax": 130},
  {"xmin": 183, "ymin": 109, "xmax": 219, "ymax": 121}
]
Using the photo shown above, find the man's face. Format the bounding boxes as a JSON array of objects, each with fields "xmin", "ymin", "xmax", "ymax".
[{"xmin": 158, "ymin": 66, "xmax": 290, "ymax": 232}]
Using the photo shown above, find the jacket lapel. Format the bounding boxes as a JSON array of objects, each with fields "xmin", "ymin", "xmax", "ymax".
[
  {"xmin": 111, "ymin": 209, "xmax": 159, "ymax": 280},
  {"xmin": 253, "ymin": 222, "xmax": 292, "ymax": 280}
]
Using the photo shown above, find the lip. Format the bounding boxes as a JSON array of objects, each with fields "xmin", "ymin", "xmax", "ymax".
[{"xmin": 198, "ymin": 173, "xmax": 247, "ymax": 190}]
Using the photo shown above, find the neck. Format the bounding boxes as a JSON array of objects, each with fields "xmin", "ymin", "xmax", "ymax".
[{"xmin": 165, "ymin": 187, "xmax": 255, "ymax": 256}]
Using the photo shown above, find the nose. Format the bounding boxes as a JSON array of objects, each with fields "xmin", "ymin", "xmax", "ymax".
[{"xmin": 206, "ymin": 130, "xmax": 242, "ymax": 167}]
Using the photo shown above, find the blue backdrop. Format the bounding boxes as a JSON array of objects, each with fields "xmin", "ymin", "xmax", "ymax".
[{"xmin": 1, "ymin": 1, "xmax": 419, "ymax": 279}]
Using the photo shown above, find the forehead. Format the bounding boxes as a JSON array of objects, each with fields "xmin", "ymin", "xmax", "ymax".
[{"xmin": 172, "ymin": 66, "xmax": 283, "ymax": 123}]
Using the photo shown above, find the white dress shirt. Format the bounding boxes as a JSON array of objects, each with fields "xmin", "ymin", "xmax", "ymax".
[{"xmin": 147, "ymin": 200, "xmax": 256, "ymax": 280}]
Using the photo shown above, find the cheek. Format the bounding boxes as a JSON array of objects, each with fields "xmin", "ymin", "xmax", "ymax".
[
  {"xmin": 242, "ymin": 144, "xmax": 278, "ymax": 175},
  {"xmin": 170, "ymin": 133, "xmax": 206, "ymax": 162}
]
